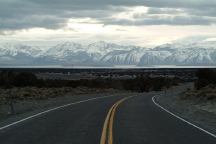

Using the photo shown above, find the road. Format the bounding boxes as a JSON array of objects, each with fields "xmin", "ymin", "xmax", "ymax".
[{"xmin": 0, "ymin": 93, "xmax": 215, "ymax": 144}]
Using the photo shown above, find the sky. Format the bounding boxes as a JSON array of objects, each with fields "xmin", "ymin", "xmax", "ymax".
[{"xmin": 0, "ymin": 0, "xmax": 216, "ymax": 47}]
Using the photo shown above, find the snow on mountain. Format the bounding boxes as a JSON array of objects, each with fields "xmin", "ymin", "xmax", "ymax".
[
  {"xmin": 87, "ymin": 41, "xmax": 139, "ymax": 61},
  {"xmin": 183, "ymin": 49, "xmax": 215, "ymax": 65},
  {"xmin": 101, "ymin": 49, "xmax": 145, "ymax": 65},
  {"xmin": 0, "ymin": 43, "xmax": 45, "ymax": 65},
  {"xmin": 0, "ymin": 43, "xmax": 43, "ymax": 57},
  {"xmin": 138, "ymin": 50, "xmax": 172, "ymax": 66},
  {"xmin": 87, "ymin": 41, "xmax": 133, "ymax": 54},
  {"xmin": 138, "ymin": 41, "xmax": 215, "ymax": 66},
  {"xmin": 0, "ymin": 41, "xmax": 216, "ymax": 66},
  {"xmin": 101, "ymin": 50, "xmax": 134, "ymax": 65},
  {"xmin": 45, "ymin": 42, "xmax": 85, "ymax": 58},
  {"xmin": 193, "ymin": 41, "xmax": 216, "ymax": 49}
]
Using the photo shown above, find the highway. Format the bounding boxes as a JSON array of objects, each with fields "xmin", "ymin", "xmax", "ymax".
[{"xmin": 0, "ymin": 93, "xmax": 215, "ymax": 144}]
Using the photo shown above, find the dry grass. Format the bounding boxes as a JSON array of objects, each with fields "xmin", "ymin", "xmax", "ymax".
[{"xmin": 0, "ymin": 87, "xmax": 116, "ymax": 104}]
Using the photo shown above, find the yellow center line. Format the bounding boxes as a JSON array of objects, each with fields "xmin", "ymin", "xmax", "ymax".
[
  {"xmin": 100, "ymin": 103, "xmax": 117, "ymax": 144},
  {"xmin": 100, "ymin": 96, "xmax": 134, "ymax": 144}
]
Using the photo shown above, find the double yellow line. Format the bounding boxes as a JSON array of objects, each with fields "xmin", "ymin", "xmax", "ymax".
[{"xmin": 100, "ymin": 96, "xmax": 133, "ymax": 144}]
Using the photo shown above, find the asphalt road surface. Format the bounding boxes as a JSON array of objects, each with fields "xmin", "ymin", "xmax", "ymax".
[{"xmin": 0, "ymin": 93, "xmax": 215, "ymax": 144}]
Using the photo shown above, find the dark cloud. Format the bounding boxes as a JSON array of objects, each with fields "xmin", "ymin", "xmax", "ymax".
[
  {"xmin": 0, "ymin": 0, "xmax": 215, "ymax": 32},
  {"xmin": 102, "ymin": 15, "xmax": 214, "ymax": 26},
  {"xmin": 25, "ymin": 0, "xmax": 216, "ymax": 9},
  {"xmin": 0, "ymin": 15, "xmax": 67, "ymax": 30},
  {"xmin": 186, "ymin": 8, "xmax": 216, "ymax": 18},
  {"xmin": 142, "ymin": 15, "xmax": 214, "ymax": 25}
]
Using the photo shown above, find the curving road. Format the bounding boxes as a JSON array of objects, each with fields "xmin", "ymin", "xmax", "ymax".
[{"xmin": 0, "ymin": 93, "xmax": 215, "ymax": 144}]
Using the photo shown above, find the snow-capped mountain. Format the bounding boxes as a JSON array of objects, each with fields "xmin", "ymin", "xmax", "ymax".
[
  {"xmin": 101, "ymin": 49, "xmax": 145, "ymax": 65},
  {"xmin": 0, "ymin": 41, "xmax": 216, "ymax": 67},
  {"xmin": 153, "ymin": 42, "xmax": 216, "ymax": 66},
  {"xmin": 0, "ymin": 43, "xmax": 43, "ymax": 57},
  {"xmin": 87, "ymin": 41, "xmax": 141, "ymax": 62},
  {"xmin": 45, "ymin": 42, "xmax": 84, "ymax": 58},
  {"xmin": 138, "ymin": 50, "xmax": 172, "ymax": 66},
  {"xmin": 0, "ymin": 43, "xmax": 45, "ymax": 65}
]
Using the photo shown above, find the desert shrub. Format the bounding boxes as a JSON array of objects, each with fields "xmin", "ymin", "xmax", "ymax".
[
  {"xmin": 194, "ymin": 79, "xmax": 209, "ymax": 90},
  {"xmin": 195, "ymin": 69, "xmax": 216, "ymax": 89},
  {"xmin": 196, "ymin": 69, "xmax": 216, "ymax": 83},
  {"xmin": 120, "ymin": 76, "xmax": 178, "ymax": 92},
  {"xmin": 14, "ymin": 72, "xmax": 37, "ymax": 87},
  {"xmin": 0, "ymin": 71, "xmax": 179, "ymax": 92},
  {"xmin": 0, "ymin": 71, "xmax": 16, "ymax": 88}
]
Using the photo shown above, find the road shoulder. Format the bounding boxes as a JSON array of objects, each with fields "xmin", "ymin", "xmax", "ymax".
[{"xmin": 155, "ymin": 86, "xmax": 216, "ymax": 136}]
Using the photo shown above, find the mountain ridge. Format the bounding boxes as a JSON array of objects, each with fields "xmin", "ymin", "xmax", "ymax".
[{"xmin": 0, "ymin": 41, "xmax": 216, "ymax": 66}]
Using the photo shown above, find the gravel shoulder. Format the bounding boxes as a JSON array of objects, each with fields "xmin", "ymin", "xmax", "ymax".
[{"xmin": 156, "ymin": 83, "xmax": 216, "ymax": 135}]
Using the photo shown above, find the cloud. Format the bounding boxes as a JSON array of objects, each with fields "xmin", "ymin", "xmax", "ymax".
[
  {"xmin": 0, "ymin": 15, "xmax": 68, "ymax": 31},
  {"xmin": 0, "ymin": 0, "xmax": 216, "ymax": 32},
  {"xmin": 100, "ymin": 6, "xmax": 216, "ymax": 26},
  {"xmin": 0, "ymin": 30, "xmax": 16, "ymax": 36},
  {"xmin": 24, "ymin": 0, "xmax": 216, "ymax": 9},
  {"xmin": 147, "ymin": 7, "xmax": 185, "ymax": 15},
  {"xmin": 104, "ymin": 15, "xmax": 215, "ymax": 26}
]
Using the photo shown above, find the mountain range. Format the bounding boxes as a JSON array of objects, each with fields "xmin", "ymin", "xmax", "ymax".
[{"xmin": 0, "ymin": 41, "xmax": 216, "ymax": 67}]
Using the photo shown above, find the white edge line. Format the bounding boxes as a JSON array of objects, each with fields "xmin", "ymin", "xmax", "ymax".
[
  {"xmin": 0, "ymin": 95, "xmax": 117, "ymax": 131},
  {"xmin": 152, "ymin": 95, "xmax": 216, "ymax": 139}
]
